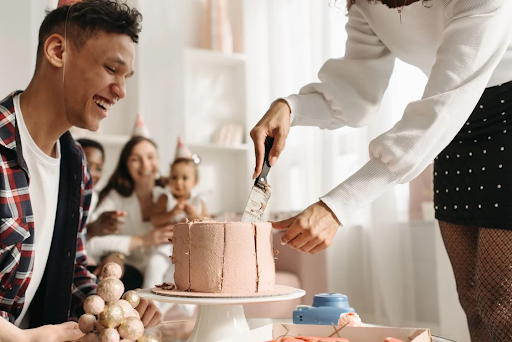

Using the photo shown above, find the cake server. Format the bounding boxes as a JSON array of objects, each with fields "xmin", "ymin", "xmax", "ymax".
[{"xmin": 241, "ymin": 137, "xmax": 274, "ymax": 222}]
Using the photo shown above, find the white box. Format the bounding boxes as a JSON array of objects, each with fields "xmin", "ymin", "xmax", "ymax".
[{"xmin": 219, "ymin": 324, "xmax": 431, "ymax": 342}]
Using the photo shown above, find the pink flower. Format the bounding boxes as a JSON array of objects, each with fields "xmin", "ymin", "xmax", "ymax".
[{"xmin": 337, "ymin": 312, "xmax": 363, "ymax": 327}]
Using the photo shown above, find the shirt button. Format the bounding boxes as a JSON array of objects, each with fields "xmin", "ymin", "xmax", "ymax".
[
  {"xmin": 73, "ymin": 174, "xmax": 77, "ymax": 180},
  {"xmin": 2, "ymin": 283, "xmax": 12, "ymax": 291}
]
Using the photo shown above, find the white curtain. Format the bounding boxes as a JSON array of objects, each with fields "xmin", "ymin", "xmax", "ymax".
[{"xmin": 254, "ymin": 1, "xmax": 470, "ymax": 341}]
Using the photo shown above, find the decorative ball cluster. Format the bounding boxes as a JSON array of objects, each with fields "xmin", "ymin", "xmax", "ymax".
[{"xmin": 79, "ymin": 262, "xmax": 160, "ymax": 342}]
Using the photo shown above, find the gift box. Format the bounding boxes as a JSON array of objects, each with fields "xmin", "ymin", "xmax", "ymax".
[
  {"xmin": 272, "ymin": 324, "xmax": 431, "ymax": 342},
  {"xmin": 218, "ymin": 323, "xmax": 431, "ymax": 342}
]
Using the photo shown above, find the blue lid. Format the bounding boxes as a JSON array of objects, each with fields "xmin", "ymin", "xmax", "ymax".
[{"xmin": 312, "ymin": 293, "xmax": 352, "ymax": 309}]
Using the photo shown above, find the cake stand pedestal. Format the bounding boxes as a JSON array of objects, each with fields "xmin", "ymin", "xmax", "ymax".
[{"xmin": 138, "ymin": 285, "xmax": 305, "ymax": 342}]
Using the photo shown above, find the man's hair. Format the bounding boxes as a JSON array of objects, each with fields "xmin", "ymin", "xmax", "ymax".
[
  {"xmin": 35, "ymin": 0, "xmax": 142, "ymax": 70},
  {"xmin": 76, "ymin": 138, "xmax": 105, "ymax": 158}
]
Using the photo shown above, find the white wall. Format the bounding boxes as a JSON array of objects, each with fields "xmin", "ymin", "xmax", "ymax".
[{"xmin": 0, "ymin": 0, "xmax": 55, "ymax": 97}]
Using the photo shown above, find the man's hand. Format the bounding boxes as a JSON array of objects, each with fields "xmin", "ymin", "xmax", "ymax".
[
  {"xmin": 22, "ymin": 322, "xmax": 84, "ymax": 342},
  {"xmin": 250, "ymin": 99, "xmax": 291, "ymax": 179},
  {"xmin": 273, "ymin": 201, "xmax": 341, "ymax": 254},
  {"xmin": 87, "ymin": 211, "xmax": 126, "ymax": 239},
  {"xmin": 134, "ymin": 298, "xmax": 162, "ymax": 328}
]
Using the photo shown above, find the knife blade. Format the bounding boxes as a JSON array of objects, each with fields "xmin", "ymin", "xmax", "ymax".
[{"xmin": 241, "ymin": 137, "xmax": 274, "ymax": 222}]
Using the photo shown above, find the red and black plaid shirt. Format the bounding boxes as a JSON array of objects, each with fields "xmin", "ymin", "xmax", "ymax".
[{"xmin": 0, "ymin": 92, "xmax": 97, "ymax": 324}]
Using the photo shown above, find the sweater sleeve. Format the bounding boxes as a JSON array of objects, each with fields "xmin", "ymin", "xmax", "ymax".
[
  {"xmin": 285, "ymin": 5, "xmax": 396, "ymax": 129},
  {"xmin": 321, "ymin": 0, "xmax": 512, "ymax": 224}
]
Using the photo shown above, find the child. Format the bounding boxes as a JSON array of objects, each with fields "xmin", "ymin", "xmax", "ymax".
[
  {"xmin": 144, "ymin": 138, "xmax": 208, "ymax": 316},
  {"xmin": 77, "ymin": 138, "xmax": 127, "ymax": 241}
]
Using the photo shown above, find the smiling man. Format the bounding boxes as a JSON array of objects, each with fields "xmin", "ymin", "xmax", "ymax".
[{"xmin": 0, "ymin": 1, "xmax": 161, "ymax": 340}]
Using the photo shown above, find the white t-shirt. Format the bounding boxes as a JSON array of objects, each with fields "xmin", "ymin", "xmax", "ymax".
[
  {"xmin": 12, "ymin": 94, "xmax": 61, "ymax": 326},
  {"xmin": 87, "ymin": 190, "xmax": 153, "ymax": 273}
]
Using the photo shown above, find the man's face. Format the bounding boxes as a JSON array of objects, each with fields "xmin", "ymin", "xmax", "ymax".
[{"xmin": 62, "ymin": 31, "xmax": 135, "ymax": 131}]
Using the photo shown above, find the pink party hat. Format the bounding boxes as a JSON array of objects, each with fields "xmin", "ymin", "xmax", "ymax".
[
  {"xmin": 58, "ymin": 0, "xmax": 80, "ymax": 7},
  {"xmin": 132, "ymin": 113, "xmax": 151, "ymax": 138},
  {"xmin": 174, "ymin": 136, "xmax": 193, "ymax": 160}
]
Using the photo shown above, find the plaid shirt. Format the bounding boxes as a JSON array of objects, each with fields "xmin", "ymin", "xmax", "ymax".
[{"xmin": 0, "ymin": 91, "xmax": 97, "ymax": 324}]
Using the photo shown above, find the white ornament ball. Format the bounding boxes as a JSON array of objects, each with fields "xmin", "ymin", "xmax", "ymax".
[
  {"xmin": 78, "ymin": 313, "xmax": 97, "ymax": 333},
  {"xmin": 97, "ymin": 277, "xmax": 125, "ymax": 302},
  {"xmin": 101, "ymin": 262, "xmax": 123, "ymax": 279},
  {"xmin": 100, "ymin": 328, "xmax": 120, "ymax": 342},
  {"xmin": 82, "ymin": 332, "xmax": 101, "ymax": 342},
  {"xmin": 118, "ymin": 317, "xmax": 144, "ymax": 340},
  {"xmin": 122, "ymin": 290, "xmax": 140, "ymax": 308},
  {"xmin": 132, "ymin": 309, "xmax": 140, "ymax": 319},
  {"xmin": 116, "ymin": 299, "xmax": 134, "ymax": 317},
  {"xmin": 84, "ymin": 295, "xmax": 105, "ymax": 315},
  {"xmin": 99, "ymin": 302, "xmax": 124, "ymax": 328}
]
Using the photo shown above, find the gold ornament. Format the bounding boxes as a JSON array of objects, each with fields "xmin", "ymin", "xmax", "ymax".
[
  {"xmin": 122, "ymin": 290, "xmax": 140, "ymax": 308},
  {"xmin": 97, "ymin": 277, "xmax": 125, "ymax": 303},
  {"xmin": 137, "ymin": 335, "xmax": 161, "ymax": 342},
  {"xmin": 118, "ymin": 317, "xmax": 144, "ymax": 340},
  {"xmin": 99, "ymin": 328, "xmax": 120, "ymax": 342},
  {"xmin": 98, "ymin": 302, "xmax": 124, "ymax": 328}
]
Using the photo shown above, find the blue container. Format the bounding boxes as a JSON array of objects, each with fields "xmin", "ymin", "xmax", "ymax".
[{"xmin": 293, "ymin": 293, "xmax": 355, "ymax": 325}]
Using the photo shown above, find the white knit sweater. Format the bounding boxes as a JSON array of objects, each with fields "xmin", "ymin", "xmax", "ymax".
[{"xmin": 284, "ymin": 0, "xmax": 512, "ymax": 224}]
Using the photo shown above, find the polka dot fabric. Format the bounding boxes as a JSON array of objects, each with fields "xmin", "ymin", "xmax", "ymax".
[{"xmin": 434, "ymin": 81, "xmax": 512, "ymax": 229}]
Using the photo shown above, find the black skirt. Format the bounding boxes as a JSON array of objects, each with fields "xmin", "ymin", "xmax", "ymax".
[{"xmin": 434, "ymin": 80, "xmax": 512, "ymax": 229}]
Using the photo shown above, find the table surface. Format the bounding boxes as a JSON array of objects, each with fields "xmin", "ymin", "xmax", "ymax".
[{"xmin": 149, "ymin": 319, "xmax": 458, "ymax": 342}]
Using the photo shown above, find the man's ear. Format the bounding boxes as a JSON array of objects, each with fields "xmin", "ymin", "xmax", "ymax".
[{"xmin": 43, "ymin": 33, "xmax": 67, "ymax": 68}]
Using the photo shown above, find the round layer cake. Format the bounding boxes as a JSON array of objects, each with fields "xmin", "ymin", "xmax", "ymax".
[{"xmin": 172, "ymin": 221, "xmax": 275, "ymax": 294}]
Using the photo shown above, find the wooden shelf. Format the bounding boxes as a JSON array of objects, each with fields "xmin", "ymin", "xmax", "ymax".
[
  {"xmin": 73, "ymin": 134, "xmax": 130, "ymax": 146},
  {"xmin": 189, "ymin": 143, "xmax": 250, "ymax": 152},
  {"xmin": 184, "ymin": 48, "xmax": 246, "ymax": 66}
]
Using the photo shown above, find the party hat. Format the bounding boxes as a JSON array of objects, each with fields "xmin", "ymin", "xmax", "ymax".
[
  {"xmin": 58, "ymin": 0, "xmax": 80, "ymax": 7},
  {"xmin": 131, "ymin": 113, "xmax": 151, "ymax": 138},
  {"xmin": 174, "ymin": 136, "xmax": 193, "ymax": 160}
]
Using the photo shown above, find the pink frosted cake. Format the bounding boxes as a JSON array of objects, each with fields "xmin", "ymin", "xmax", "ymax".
[{"xmin": 172, "ymin": 221, "xmax": 276, "ymax": 294}]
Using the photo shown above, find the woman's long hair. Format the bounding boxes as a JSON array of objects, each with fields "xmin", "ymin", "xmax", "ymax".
[
  {"xmin": 98, "ymin": 136, "xmax": 163, "ymax": 204},
  {"xmin": 345, "ymin": 0, "xmax": 432, "ymax": 11}
]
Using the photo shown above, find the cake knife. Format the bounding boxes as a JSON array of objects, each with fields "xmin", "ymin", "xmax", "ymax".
[{"xmin": 241, "ymin": 137, "xmax": 274, "ymax": 222}]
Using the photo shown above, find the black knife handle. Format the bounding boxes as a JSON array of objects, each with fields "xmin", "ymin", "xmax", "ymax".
[{"xmin": 255, "ymin": 137, "xmax": 274, "ymax": 185}]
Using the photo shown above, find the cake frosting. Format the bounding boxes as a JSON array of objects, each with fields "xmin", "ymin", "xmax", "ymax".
[{"xmin": 172, "ymin": 220, "xmax": 275, "ymax": 293}]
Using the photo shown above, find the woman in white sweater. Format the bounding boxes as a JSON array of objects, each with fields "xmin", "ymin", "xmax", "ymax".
[
  {"xmin": 250, "ymin": 0, "xmax": 512, "ymax": 340},
  {"xmin": 87, "ymin": 136, "xmax": 174, "ymax": 290}
]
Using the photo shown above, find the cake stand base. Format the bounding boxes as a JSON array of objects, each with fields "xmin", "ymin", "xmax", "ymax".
[
  {"xmin": 188, "ymin": 304, "xmax": 249, "ymax": 341},
  {"xmin": 138, "ymin": 285, "xmax": 305, "ymax": 342}
]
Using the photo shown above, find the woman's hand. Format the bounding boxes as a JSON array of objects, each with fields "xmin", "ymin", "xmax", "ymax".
[
  {"xmin": 21, "ymin": 322, "xmax": 84, "ymax": 342},
  {"xmin": 250, "ymin": 99, "xmax": 291, "ymax": 179},
  {"xmin": 87, "ymin": 211, "xmax": 126, "ymax": 239},
  {"xmin": 273, "ymin": 201, "xmax": 341, "ymax": 254},
  {"xmin": 143, "ymin": 225, "xmax": 175, "ymax": 247}
]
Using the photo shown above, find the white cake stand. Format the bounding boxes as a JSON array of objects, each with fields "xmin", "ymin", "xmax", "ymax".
[{"xmin": 138, "ymin": 285, "xmax": 305, "ymax": 342}]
